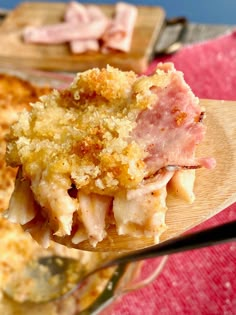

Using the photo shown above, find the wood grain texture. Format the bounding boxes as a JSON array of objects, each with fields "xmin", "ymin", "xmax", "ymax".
[
  {"xmin": 0, "ymin": 2, "xmax": 165, "ymax": 73},
  {"xmin": 53, "ymin": 99, "xmax": 236, "ymax": 252}
]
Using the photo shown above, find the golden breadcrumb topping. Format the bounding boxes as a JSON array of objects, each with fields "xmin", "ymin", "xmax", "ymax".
[{"xmin": 6, "ymin": 66, "xmax": 166, "ymax": 195}]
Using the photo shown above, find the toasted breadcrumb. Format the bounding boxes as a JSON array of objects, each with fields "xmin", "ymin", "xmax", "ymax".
[{"xmin": 6, "ymin": 66, "xmax": 160, "ymax": 195}]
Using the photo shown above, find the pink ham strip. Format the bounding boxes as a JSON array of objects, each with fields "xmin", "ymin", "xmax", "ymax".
[
  {"xmin": 23, "ymin": 16, "xmax": 108, "ymax": 44},
  {"xmin": 64, "ymin": 1, "xmax": 90, "ymax": 23},
  {"xmin": 198, "ymin": 157, "xmax": 216, "ymax": 169},
  {"xmin": 102, "ymin": 2, "xmax": 138, "ymax": 52},
  {"xmin": 133, "ymin": 63, "xmax": 215, "ymax": 174},
  {"xmin": 70, "ymin": 39, "xmax": 99, "ymax": 54},
  {"xmin": 69, "ymin": 5, "xmax": 109, "ymax": 53},
  {"xmin": 87, "ymin": 5, "xmax": 109, "ymax": 21},
  {"xmin": 64, "ymin": 2, "xmax": 100, "ymax": 54}
]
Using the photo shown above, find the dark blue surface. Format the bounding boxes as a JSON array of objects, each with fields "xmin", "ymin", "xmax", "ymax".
[{"xmin": 2, "ymin": 0, "xmax": 236, "ymax": 25}]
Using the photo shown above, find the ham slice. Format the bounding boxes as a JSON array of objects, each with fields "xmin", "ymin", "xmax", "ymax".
[
  {"xmin": 23, "ymin": 19, "xmax": 108, "ymax": 44},
  {"xmin": 69, "ymin": 39, "xmax": 100, "ymax": 54},
  {"xmin": 102, "ymin": 2, "xmax": 138, "ymax": 52},
  {"xmin": 64, "ymin": 1, "xmax": 90, "ymax": 23},
  {"xmin": 132, "ymin": 63, "xmax": 215, "ymax": 175},
  {"xmin": 87, "ymin": 4, "xmax": 109, "ymax": 21},
  {"xmin": 64, "ymin": 2, "xmax": 101, "ymax": 54}
]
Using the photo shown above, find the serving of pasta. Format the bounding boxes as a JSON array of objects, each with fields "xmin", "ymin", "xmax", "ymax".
[{"xmin": 4, "ymin": 63, "xmax": 215, "ymax": 250}]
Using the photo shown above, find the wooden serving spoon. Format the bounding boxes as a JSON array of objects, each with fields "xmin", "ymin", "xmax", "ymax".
[{"xmin": 52, "ymin": 99, "xmax": 236, "ymax": 252}]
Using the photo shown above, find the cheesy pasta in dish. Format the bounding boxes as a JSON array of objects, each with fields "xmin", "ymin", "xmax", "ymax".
[{"xmin": 5, "ymin": 63, "xmax": 215, "ymax": 248}]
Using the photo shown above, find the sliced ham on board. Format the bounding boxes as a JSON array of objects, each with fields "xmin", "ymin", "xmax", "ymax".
[
  {"xmin": 23, "ymin": 19, "xmax": 109, "ymax": 44},
  {"xmin": 22, "ymin": 1, "xmax": 138, "ymax": 54},
  {"xmin": 23, "ymin": 1, "xmax": 109, "ymax": 46},
  {"xmin": 102, "ymin": 2, "xmax": 138, "ymax": 53},
  {"xmin": 64, "ymin": 2, "xmax": 106, "ymax": 53}
]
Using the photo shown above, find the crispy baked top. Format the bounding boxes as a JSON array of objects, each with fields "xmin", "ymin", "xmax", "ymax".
[{"xmin": 6, "ymin": 66, "xmax": 172, "ymax": 195}]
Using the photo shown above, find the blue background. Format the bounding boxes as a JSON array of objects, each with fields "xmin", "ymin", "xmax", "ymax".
[{"xmin": 2, "ymin": 0, "xmax": 236, "ymax": 25}]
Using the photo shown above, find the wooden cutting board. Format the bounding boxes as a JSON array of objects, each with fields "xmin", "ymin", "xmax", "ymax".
[{"xmin": 0, "ymin": 2, "xmax": 166, "ymax": 73}]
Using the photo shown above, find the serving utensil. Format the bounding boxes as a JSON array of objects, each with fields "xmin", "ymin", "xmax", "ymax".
[
  {"xmin": 4, "ymin": 220, "xmax": 236, "ymax": 304},
  {"xmin": 52, "ymin": 99, "xmax": 236, "ymax": 251}
]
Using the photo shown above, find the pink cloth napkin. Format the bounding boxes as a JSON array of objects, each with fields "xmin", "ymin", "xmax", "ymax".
[{"xmin": 108, "ymin": 31, "xmax": 236, "ymax": 315}]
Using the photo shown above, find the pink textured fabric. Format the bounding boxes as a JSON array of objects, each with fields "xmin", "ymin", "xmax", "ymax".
[
  {"xmin": 104, "ymin": 31, "xmax": 236, "ymax": 315},
  {"xmin": 147, "ymin": 31, "xmax": 236, "ymax": 100}
]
